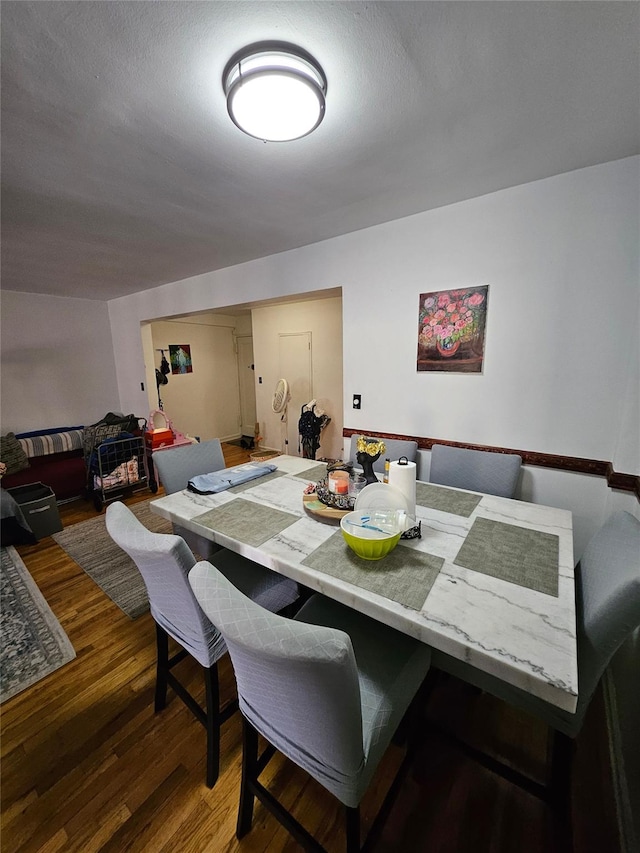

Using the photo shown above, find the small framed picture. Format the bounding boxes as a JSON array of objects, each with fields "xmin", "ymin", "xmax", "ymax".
[{"xmin": 169, "ymin": 344, "xmax": 193, "ymax": 375}]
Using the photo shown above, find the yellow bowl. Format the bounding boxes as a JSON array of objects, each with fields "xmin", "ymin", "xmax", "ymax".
[{"xmin": 340, "ymin": 511, "xmax": 402, "ymax": 561}]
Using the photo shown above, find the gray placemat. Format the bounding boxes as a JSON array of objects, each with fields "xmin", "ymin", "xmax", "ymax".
[
  {"xmin": 453, "ymin": 517, "xmax": 559, "ymax": 596},
  {"xmin": 227, "ymin": 470, "xmax": 286, "ymax": 493},
  {"xmin": 302, "ymin": 531, "xmax": 444, "ymax": 610},
  {"xmin": 193, "ymin": 498, "xmax": 299, "ymax": 547},
  {"xmin": 294, "ymin": 464, "xmax": 328, "ymax": 482},
  {"xmin": 416, "ymin": 482, "xmax": 482, "ymax": 517}
]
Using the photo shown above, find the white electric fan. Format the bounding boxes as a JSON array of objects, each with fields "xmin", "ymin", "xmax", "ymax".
[{"xmin": 272, "ymin": 378, "xmax": 291, "ymax": 452}]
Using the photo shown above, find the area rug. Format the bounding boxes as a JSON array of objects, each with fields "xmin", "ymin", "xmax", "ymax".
[
  {"xmin": 1, "ymin": 546, "xmax": 76, "ymax": 703},
  {"xmin": 53, "ymin": 501, "xmax": 172, "ymax": 619}
]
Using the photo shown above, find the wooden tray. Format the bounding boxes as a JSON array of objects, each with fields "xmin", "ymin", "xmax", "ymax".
[{"xmin": 303, "ymin": 491, "xmax": 351, "ymax": 525}]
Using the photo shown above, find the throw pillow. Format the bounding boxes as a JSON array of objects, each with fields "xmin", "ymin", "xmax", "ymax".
[{"xmin": 0, "ymin": 432, "xmax": 30, "ymax": 475}]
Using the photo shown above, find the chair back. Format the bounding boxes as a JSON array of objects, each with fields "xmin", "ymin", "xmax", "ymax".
[
  {"xmin": 153, "ymin": 439, "xmax": 225, "ymax": 494},
  {"xmin": 575, "ymin": 511, "xmax": 640, "ymax": 716},
  {"xmin": 429, "ymin": 444, "xmax": 522, "ymax": 498},
  {"xmin": 189, "ymin": 561, "xmax": 365, "ymax": 780},
  {"xmin": 349, "ymin": 435, "xmax": 418, "ymax": 474},
  {"xmin": 105, "ymin": 502, "xmax": 225, "ymax": 667}
]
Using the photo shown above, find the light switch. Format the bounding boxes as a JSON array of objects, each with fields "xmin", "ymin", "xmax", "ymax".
[{"xmin": 353, "ymin": 394, "xmax": 361, "ymax": 409}]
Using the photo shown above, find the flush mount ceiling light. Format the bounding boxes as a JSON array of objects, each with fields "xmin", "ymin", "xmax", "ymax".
[{"xmin": 223, "ymin": 41, "xmax": 326, "ymax": 142}]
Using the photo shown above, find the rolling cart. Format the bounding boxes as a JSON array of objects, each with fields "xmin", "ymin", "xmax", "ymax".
[{"xmin": 83, "ymin": 416, "xmax": 150, "ymax": 511}]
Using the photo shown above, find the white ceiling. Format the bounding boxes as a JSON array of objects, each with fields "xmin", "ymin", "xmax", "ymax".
[{"xmin": 1, "ymin": 1, "xmax": 638, "ymax": 302}]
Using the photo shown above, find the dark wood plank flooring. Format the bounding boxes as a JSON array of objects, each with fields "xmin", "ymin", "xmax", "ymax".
[{"xmin": 1, "ymin": 444, "xmax": 620, "ymax": 852}]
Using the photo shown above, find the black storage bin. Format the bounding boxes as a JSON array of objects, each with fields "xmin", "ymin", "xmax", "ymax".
[{"xmin": 6, "ymin": 482, "xmax": 63, "ymax": 540}]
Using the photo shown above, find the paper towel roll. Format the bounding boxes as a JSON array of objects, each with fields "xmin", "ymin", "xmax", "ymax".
[{"xmin": 388, "ymin": 459, "xmax": 416, "ymax": 517}]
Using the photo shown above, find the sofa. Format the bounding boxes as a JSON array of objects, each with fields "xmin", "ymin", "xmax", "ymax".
[
  {"xmin": 1, "ymin": 414, "xmax": 148, "ymax": 505},
  {"xmin": 1, "ymin": 427, "xmax": 87, "ymax": 503}
]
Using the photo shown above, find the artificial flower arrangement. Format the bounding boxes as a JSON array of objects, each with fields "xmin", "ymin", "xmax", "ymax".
[
  {"xmin": 356, "ymin": 436, "xmax": 386, "ymax": 485},
  {"xmin": 356, "ymin": 436, "xmax": 386, "ymax": 456}
]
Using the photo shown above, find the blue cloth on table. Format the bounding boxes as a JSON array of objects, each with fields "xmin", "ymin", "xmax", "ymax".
[{"xmin": 187, "ymin": 463, "xmax": 277, "ymax": 495}]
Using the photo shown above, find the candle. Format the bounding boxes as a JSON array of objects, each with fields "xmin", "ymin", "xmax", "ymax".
[{"xmin": 329, "ymin": 470, "xmax": 350, "ymax": 494}]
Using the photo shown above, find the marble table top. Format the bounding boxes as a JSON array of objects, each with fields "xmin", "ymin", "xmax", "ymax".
[{"xmin": 150, "ymin": 455, "xmax": 577, "ymax": 712}]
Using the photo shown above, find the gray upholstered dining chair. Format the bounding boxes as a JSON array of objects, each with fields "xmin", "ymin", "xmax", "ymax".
[
  {"xmin": 429, "ymin": 510, "xmax": 640, "ymax": 824},
  {"xmin": 428, "ymin": 443, "xmax": 522, "ymax": 498},
  {"xmin": 153, "ymin": 439, "xmax": 226, "ymax": 558},
  {"xmin": 189, "ymin": 561, "xmax": 432, "ymax": 852},
  {"xmin": 349, "ymin": 434, "xmax": 418, "ymax": 474},
  {"xmin": 105, "ymin": 501, "xmax": 299, "ymax": 789}
]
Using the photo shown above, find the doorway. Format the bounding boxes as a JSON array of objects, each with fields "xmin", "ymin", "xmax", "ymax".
[
  {"xmin": 142, "ymin": 291, "xmax": 342, "ymax": 460},
  {"xmin": 278, "ymin": 332, "xmax": 312, "ymax": 455}
]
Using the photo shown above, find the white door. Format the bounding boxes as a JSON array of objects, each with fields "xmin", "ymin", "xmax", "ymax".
[
  {"xmin": 236, "ymin": 336, "xmax": 257, "ymax": 438},
  {"xmin": 278, "ymin": 332, "xmax": 312, "ymax": 455}
]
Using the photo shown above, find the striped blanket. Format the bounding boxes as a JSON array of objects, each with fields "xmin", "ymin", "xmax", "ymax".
[{"xmin": 18, "ymin": 430, "xmax": 84, "ymax": 459}]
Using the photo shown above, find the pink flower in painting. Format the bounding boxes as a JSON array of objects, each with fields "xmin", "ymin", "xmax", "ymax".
[{"xmin": 419, "ymin": 286, "xmax": 487, "ymax": 359}]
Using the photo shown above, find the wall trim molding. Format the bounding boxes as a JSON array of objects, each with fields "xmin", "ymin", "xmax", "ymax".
[{"xmin": 342, "ymin": 429, "xmax": 640, "ymax": 499}]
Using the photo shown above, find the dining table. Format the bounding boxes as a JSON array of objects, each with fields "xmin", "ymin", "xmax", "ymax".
[{"xmin": 149, "ymin": 454, "xmax": 577, "ymax": 713}]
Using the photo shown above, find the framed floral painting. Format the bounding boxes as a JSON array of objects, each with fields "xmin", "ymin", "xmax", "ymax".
[{"xmin": 417, "ymin": 285, "xmax": 489, "ymax": 373}]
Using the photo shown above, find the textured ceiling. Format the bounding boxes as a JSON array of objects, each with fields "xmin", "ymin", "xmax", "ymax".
[{"xmin": 1, "ymin": 1, "xmax": 638, "ymax": 301}]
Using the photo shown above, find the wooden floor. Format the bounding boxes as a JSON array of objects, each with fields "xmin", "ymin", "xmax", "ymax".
[{"xmin": 1, "ymin": 443, "xmax": 621, "ymax": 853}]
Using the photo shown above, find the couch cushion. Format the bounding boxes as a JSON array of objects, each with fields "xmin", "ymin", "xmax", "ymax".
[
  {"xmin": 18, "ymin": 429, "xmax": 84, "ymax": 458},
  {"xmin": 0, "ymin": 433, "xmax": 31, "ymax": 475},
  {"xmin": 15, "ymin": 425, "xmax": 83, "ymax": 438}
]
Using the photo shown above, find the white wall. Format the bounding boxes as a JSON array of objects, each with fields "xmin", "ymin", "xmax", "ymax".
[
  {"xmin": 252, "ymin": 297, "xmax": 344, "ymax": 460},
  {"xmin": 0, "ymin": 290, "xmax": 120, "ymax": 433},
  {"xmin": 339, "ymin": 158, "xmax": 638, "ymax": 470}
]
